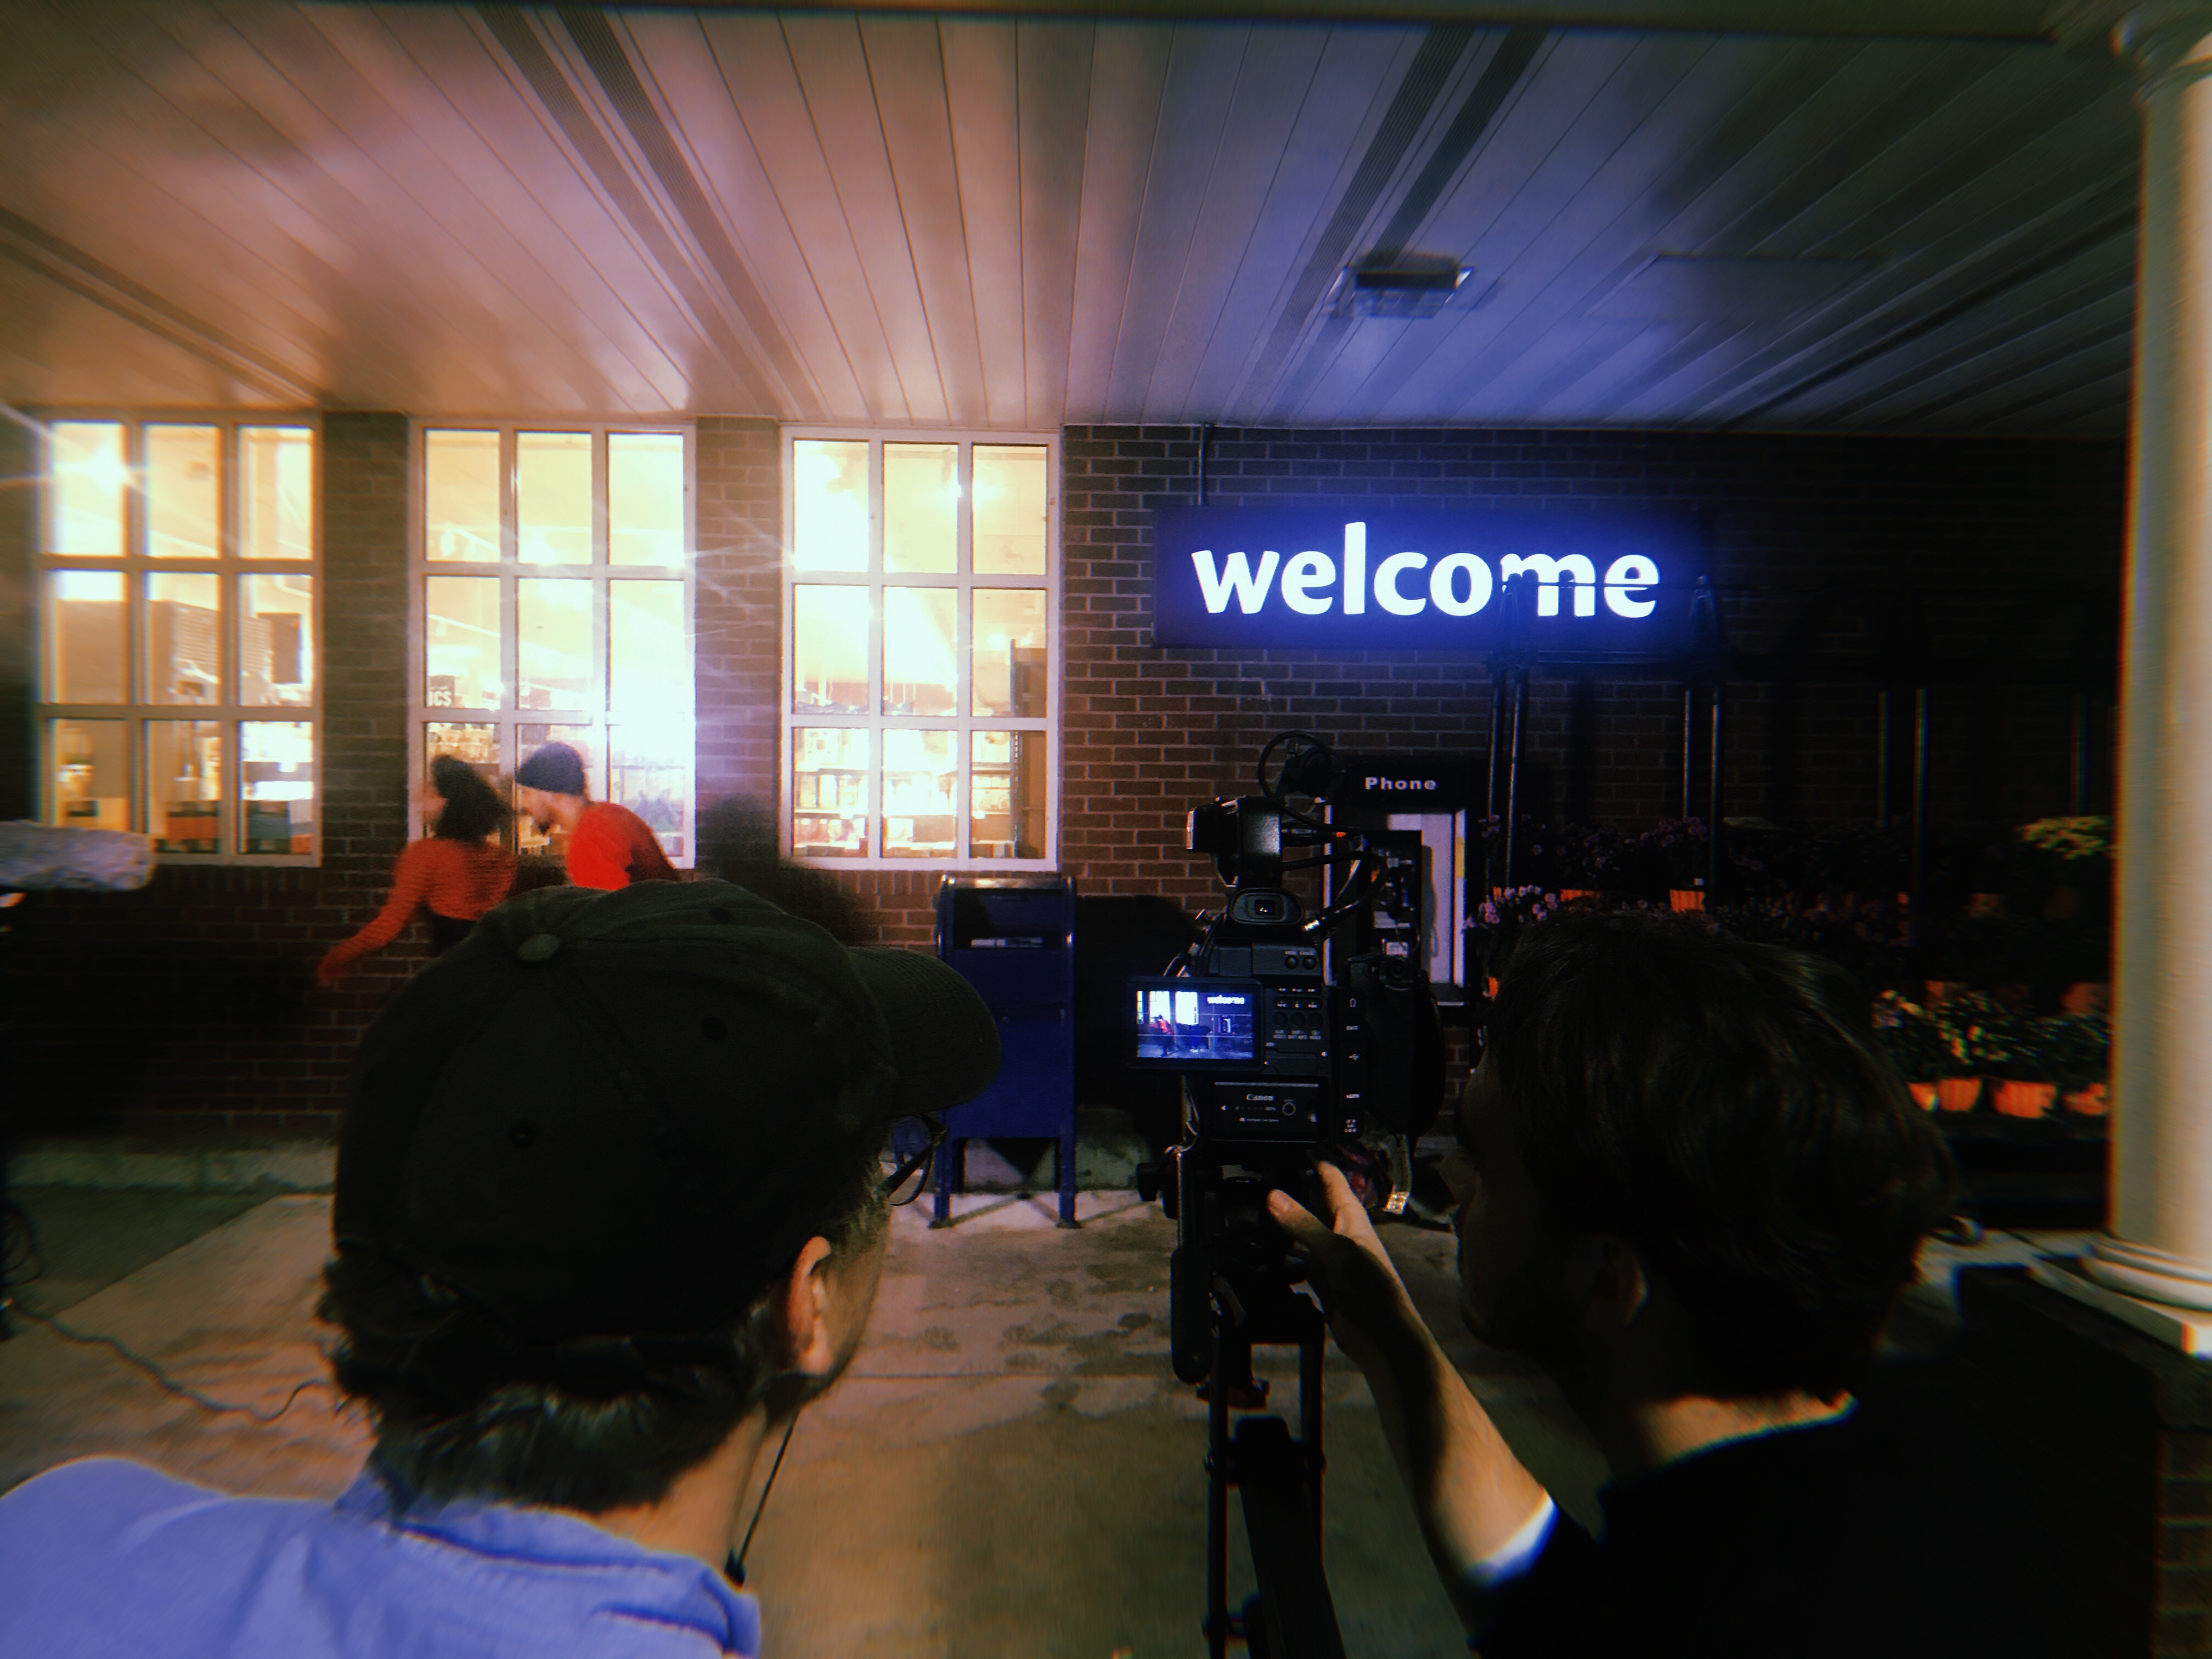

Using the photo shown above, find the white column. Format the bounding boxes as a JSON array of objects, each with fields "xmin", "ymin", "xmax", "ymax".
[{"xmin": 2084, "ymin": 9, "xmax": 2212, "ymax": 1319}]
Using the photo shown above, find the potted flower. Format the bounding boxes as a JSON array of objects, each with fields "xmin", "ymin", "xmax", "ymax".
[
  {"xmin": 1964, "ymin": 1002, "xmax": 2058, "ymax": 1119},
  {"xmin": 1477, "ymin": 815, "xmax": 1556, "ymax": 896},
  {"xmin": 1554, "ymin": 823, "xmax": 1621, "ymax": 902},
  {"xmin": 2045, "ymin": 1011, "xmax": 2112, "ymax": 1118},
  {"xmin": 1926, "ymin": 998, "xmax": 1987, "ymax": 1113},
  {"xmin": 2017, "ymin": 815, "xmax": 2114, "ymax": 931},
  {"xmin": 1469, "ymin": 885, "xmax": 1560, "ymax": 992},
  {"xmin": 1620, "ymin": 819, "xmax": 1709, "ymax": 910},
  {"xmin": 1876, "ymin": 991, "xmax": 1955, "ymax": 1111}
]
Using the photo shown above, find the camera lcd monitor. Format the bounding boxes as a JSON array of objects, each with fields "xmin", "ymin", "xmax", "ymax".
[{"xmin": 1131, "ymin": 977, "xmax": 1261, "ymax": 1066}]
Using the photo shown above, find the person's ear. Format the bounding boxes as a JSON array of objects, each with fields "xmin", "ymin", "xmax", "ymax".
[
  {"xmin": 777, "ymin": 1236, "xmax": 839, "ymax": 1377},
  {"xmin": 1565, "ymin": 1232, "xmax": 1651, "ymax": 1338}
]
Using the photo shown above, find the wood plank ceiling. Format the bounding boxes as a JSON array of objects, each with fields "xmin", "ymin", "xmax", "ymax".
[{"xmin": 0, "ymin": 2, "xmax": 2141, "ymax": 432}]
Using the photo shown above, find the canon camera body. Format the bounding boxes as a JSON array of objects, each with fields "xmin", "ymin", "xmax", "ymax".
[{"xmin": 1133, "ymin": 736, "xmax": 1445, "ymax": 1234}]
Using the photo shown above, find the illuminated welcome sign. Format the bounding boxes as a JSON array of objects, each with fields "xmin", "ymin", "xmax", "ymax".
[{"xmin": 1151, "ymin": 505, "xmax": 1709, "ymax": 653}]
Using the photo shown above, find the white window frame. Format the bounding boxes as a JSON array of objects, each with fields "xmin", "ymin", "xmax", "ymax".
[
  {"xmin": 33, "ymin": 410, "xmax": 323, "ymax": 867},
  {"xmin": 404, "ymin": 419, "xmax": 698, "ymax": 866},
  {"xmin": 780, "ymin": 427, "xmax": 1060, "ymax": 871}
]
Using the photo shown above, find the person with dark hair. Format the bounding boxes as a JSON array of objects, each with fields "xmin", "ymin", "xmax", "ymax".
[
  {"xmin": 317, "ymin": 755, "xmax": 516, "ymax": 984},
  {"xmin": 0, "ymin": 880, "xmax": 1000, "ymax": 1658},
  {"xmin": 1271, "ymin": 911, "xmax": 2075, "ymax": 1656},
  {"xmin": 515, "ymin": 740, "xmax": 679, "ymax": 889}
]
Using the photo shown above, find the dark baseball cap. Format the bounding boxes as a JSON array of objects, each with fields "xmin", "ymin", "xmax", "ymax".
[{"xmin": 332, "ymin": 880, "xmax": 1000, "ymax": 1345}]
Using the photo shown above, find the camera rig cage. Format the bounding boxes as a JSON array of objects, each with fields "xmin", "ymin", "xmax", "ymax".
[{"xmin": 1134, "ymin": 732, "xmax": 1447, "ymax": 1659}]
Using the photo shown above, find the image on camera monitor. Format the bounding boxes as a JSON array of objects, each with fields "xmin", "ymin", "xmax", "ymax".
[{"xmin": 1136, "ymin": 984, "xmax": 1256, "ymax": 1062}]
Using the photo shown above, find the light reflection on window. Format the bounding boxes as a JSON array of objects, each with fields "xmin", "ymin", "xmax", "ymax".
[
  {"xmin": 48, "ymin": 422, "xmax": 126, "ymax": 557},
  {"xmin": 883, "ymin": 728, "xmax": 956, "ymax": 858},
  {"xmin": 884, "ymin": 588, "xmax": 956, "ymax": 716},
  {"xmin": 793, "ymin": 441, "xmax": 868, "ymax": 572}
]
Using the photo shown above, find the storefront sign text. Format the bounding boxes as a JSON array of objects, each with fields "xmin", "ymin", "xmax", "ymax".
[{"xmin": 1152, "ymin": 506, "xmax": 1709, "ymax": 653}]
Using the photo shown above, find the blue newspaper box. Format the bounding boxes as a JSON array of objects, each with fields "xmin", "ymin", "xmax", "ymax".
[{"xmin": 932, "ymin": 874, "xmax": 1077, "ymax": 1227}]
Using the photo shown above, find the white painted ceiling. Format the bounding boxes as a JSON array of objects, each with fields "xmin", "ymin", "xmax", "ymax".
[{"xmin": 0, "ymin": 3, "xmax": 2141, "ymax": 431}]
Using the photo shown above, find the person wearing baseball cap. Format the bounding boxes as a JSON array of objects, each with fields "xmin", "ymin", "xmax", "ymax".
[
  {"xmin": 515, "ymin": 740, "xmax": 680, "ymax": 889},
  {"xmin": 0, "ymin": 880, "xmax": 1001, "ymax": 1659}
]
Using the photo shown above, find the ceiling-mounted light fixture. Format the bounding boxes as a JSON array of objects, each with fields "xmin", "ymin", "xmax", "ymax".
[{"xmin": 1333, "ymin": 256, "xmax": 1472, "ymax": 319}]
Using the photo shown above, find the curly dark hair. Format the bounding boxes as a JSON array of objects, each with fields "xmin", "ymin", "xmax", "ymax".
[
  {"xmin": 319, "ymin": 1127, "xmax": 888, "ymax": 1514},
  {"xmin": 1487, "ymin": 911, "xmax": 1957, "ymax": 1401},
  {"xmin": 427, "ymin": 755, "xmax": 510, "ymax": 845}
]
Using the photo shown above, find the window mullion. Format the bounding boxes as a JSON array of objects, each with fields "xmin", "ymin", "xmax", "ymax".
[{"xmin": 956, "ymin": 439, "xmax": 971, "ymax": 862}]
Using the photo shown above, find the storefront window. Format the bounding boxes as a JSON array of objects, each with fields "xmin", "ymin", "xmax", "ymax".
[
  {"xmin": 44, "ymin": 570, "xmax": 125, "ymax": 704},
  {"xmin": 413, "ymin": 425, "xmax": 694, "ymax": 864},
  {"xmin": 47, "ymin": 719, "xmax": 128, "ymax": 831},
  {"xmin": 48, "ymin": 422, "xmax": 126, "ymax": 556},
  {"xmin": 148, "ymin": 719, "xmax": 224, "ymax": 854},
  {"xmin": 425, "ymin": 430, "xmax": 501, "ymax": 563},
  {"xmin": 970, "ymin": 729, "xmax": 1046, "ymax": 860},
  {"xmin": 241, "ymin": 721, "xmax": 315, "ymax": 855},
  {"xmin": 782, "ymin": 431, "xmax": 1056, "ymax": 866},
  {"xmin": 792, "ymin": 727, "xmax": 869, "ymax": 857},
  {"xmin": 146, "ymin": 425, "xmax": 221, "ymax": 559},
  {"xmin": 240, "ymin": 574, "xmax": 313, "ymax": 706},
  {"xmin": 148, "ymin": 572, "xmax": 222, "ymax": 704},
  {"xmin": 239, "ymin": 426, "xmax": 314, "ymax": 561},
  {"xmin": 609, "ymin": 434, "xmax": 684, "ymax": 566},
  {"xmin": 35, "ymin": 418, "xmax": 320, "ymax": 860}
]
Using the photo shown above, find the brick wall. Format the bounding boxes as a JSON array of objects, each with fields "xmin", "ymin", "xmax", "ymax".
[
  {"xmin": 8, "ymin": 414, "xmax": 412, "ymax": 1137},
  {"xmin": 693, "ymin": 417, "xmax": 781, "ymax": 815}
]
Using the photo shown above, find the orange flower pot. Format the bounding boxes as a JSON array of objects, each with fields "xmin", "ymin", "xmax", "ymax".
[
  {"xmin": 1937, "ymin": 1077, "xmax": 1983, "ymax": 1113},
  {"xmin": 1908, "ymin": 1082, "xmax": 1940, "ymax": 1111},
  {"xmin": 1558, "ymin": 889, "xmax": 1598, "ymax": 902},
  {"xmin": 2064, "ymin": 1081, "xmax": 2109, "ymax": 1117},
  {"xmin": 1991, "ymin": 1080, "xmax": 2057, "ymax": 1120},
  {"xmin": 1668, "ymin": 889, "xmax": 1705, "ymax": 913}
]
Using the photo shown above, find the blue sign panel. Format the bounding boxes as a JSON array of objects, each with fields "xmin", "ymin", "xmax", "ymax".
[{"xmin": 1152, "ymin": 505, "xmax": 1710, "ymax": 654}]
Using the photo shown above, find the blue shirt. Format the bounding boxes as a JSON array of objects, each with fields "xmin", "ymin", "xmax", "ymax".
[{"xmin": 0, "ymin": 1458, "xmax": 761, "ymax": 1658}]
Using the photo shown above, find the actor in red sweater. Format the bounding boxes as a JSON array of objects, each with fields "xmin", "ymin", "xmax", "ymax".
[
  {"xmin": 319, "ymin": 758, "xmax": 516, "ymax": 984},
  {"xmin": 514, "ymin": 741, "xmax": 679, "ymax": 890}
]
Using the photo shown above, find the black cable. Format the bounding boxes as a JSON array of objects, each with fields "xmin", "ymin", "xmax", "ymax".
[
  {"xmin": 8, "ymin": 1302, "xmax": 337, "ymax": 1423},
  {"xmin": 725, "ymin": 1414, "xmax": 799, "ymax": 1589},
  {"xmin": 1, "ymin": 1198, "xmax": 39, "ymax": 1285},
  {"xmin": 1, "ymin": 1200, "xmax": 333, "ymax": 1425}
]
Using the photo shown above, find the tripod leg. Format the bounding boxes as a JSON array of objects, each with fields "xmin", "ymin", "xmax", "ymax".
[
  {"xmin": 1206, "ymin": 1317, "xmax": 1232, "ymax": 1659},
  {"xmin": 1301, "ymin": 1316, "xmax": 1326, "ymax": 1553}
]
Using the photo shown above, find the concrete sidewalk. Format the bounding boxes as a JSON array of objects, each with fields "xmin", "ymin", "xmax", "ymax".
[
  {"xmin": 0, "ymin": 1188, "xmax": 1604, "ymax": 1657},
  {"xmin": 0, "ymin": 1179, "xmax": 2084, "ymax": 1656}
]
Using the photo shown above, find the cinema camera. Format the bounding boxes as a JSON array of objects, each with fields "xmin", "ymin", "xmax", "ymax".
[{"xmin": 1132, "ymin": 733, "xmax": 1446, "ymax": 1659}]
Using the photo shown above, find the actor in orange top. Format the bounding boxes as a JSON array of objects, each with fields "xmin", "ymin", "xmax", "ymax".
[
  {"xmin": 318, "ymin": 757, "xmax": 516, "ymax": 985},
  {"xmin": 514, "ymin": 741, "xmax": 679, "ymax": 890}
]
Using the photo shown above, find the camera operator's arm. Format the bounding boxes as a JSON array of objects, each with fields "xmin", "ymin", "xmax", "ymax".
[{"xmin": 1268, "ymin": 1164, "xmax": 1552, "ymax": 1633}]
